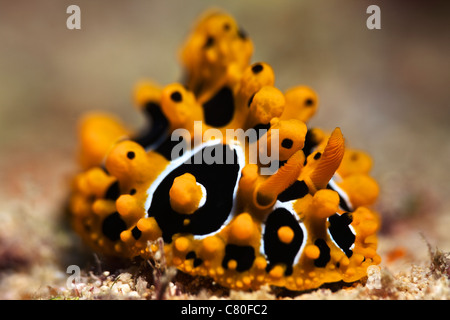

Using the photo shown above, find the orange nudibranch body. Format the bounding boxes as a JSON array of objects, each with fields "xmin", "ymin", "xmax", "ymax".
[{"xmin": 70, "ymin": 10, "xmax": 380, "ymax": 291}]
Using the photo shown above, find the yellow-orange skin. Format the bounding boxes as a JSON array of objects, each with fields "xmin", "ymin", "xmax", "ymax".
[{"xmin": 70, "ymin": 10, "xmax": 381, "ymax": 291}]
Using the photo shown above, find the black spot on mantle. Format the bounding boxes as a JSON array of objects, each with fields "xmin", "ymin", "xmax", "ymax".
[
  {"xmin": 133, "ymin": 102, "xmax": 169, "ymax": 150},
  {"xmin": 263, "ymin": 208, "xmax": 304, "ymax": 276},
  {"xmin": 328, "ymin": 212, "xmax": 355, "ymax": 258},
  {"xmin": 314, "ymin": 238, "xmax": 330, "ymax": 268},
  {"xmin": 147, "ymin": 143, "xmax": 241, "ymax": 243},
  {"xmin": 277, "ymin": 180, "xmax": 309, "ymax": 202},
  {"xmin": 102, "ymin": 212, "xmax": 127, "ymax": 242},
  {"xmin": 222, "ymin": 244, "xmax": 255, "ymax": 272},
  {"xmin": 202, "ymin": 86, "xmax": 235, "ymax": 127}
]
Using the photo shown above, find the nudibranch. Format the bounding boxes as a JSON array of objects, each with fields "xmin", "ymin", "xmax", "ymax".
[{"xmin": 70, "ymin": 10, "xmax": 381, "ymax": 291}]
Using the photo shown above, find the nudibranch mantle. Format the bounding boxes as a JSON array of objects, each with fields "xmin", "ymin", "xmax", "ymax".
[{"xmin": 70, "ymin": 10, "xmax": 381, "ymax": 291}]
